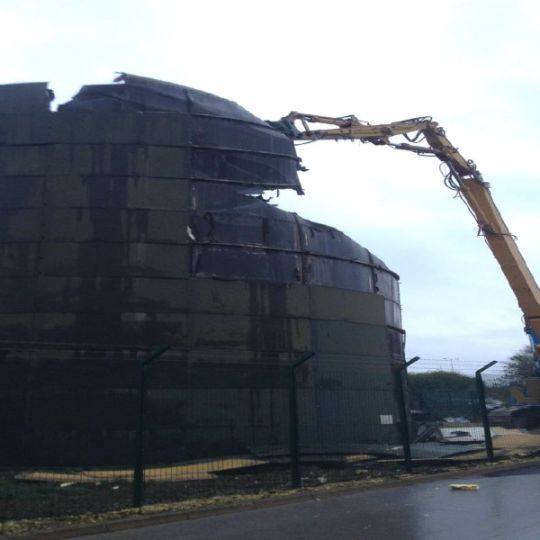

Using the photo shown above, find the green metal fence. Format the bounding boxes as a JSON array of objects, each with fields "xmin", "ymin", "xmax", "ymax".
[{"xmin": 2, "ymin": 345, "xmax": 539, "ymax": 523}]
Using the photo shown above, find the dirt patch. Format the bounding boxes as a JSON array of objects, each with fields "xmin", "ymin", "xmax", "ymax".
[{"xmin": 14, "ymin": 458, "xmax": 267, "ymax": 484}]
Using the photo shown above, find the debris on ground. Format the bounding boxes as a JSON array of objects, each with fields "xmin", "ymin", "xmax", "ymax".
[{"xmin": 14, "ymin": 458, "xmax": 268, "ymax": 484}]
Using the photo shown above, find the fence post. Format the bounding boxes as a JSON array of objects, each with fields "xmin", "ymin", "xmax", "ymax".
[
  {"xmin": 133, "ymin": 345, "xmax": 171, "ymax": 509},
  {"xmin": 396, "ymin": 356, "xmax": 420, "ymax": 473},
  {"xmin": 289, "ymin": 352, "xmax": 315, "ymax": 489},
  {"xmin": 475, "ymin": 360, "xmax": 497, "ymax": 462}
]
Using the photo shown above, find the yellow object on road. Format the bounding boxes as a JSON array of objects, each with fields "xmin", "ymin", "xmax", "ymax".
[{"xmin": 450, "ymin": 484, "xmax": 480, "ymax": 491}]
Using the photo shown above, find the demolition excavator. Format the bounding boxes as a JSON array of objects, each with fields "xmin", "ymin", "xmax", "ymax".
[{"xmin": 270, "ymin": 112, "xmax": 540, "ymax": 381}]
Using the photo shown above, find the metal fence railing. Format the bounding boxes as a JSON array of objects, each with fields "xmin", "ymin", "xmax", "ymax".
[
  {"xmin": 405, "ymin": 358, "xmax": 540, "ymax": 464},
  {"xmin": 3, "ymin": 343, "xmax": 540, "ymax": 523}
]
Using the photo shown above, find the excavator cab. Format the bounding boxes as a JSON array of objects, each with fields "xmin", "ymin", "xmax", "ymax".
[{"xmin": 525, "ymin": 326, "xmax": 540, "ymax": 376}]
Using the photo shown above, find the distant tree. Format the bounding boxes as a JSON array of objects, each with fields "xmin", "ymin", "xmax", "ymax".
[
  {"xmin": 408, "ymin": 371, "xmax": 475, "ymax": 393},
  {"xmin": 407, "ymin": 371, "xmax": 477, "ymax": 419},
  {"xmin": 500, "ymin": 346, "xmax": 535, "ymax": 385}
]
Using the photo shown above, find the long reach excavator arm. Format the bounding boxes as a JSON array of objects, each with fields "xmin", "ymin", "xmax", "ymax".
[{"xmin": 270, "ymin": 112, "xmax": 540, "ymax": 361}]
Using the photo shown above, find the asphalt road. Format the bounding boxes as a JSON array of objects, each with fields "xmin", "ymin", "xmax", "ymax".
[{"xmin": 83, "ymin": 465, "xmax": 540, "ymax": 540}]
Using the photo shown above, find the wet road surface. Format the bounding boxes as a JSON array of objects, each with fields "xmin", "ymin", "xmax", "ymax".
[{"xmin": 83, "ymin": 465, "xmax": 540, "ymax": 540}]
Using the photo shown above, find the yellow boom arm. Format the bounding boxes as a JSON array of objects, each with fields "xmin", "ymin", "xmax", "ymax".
[{"xmin": 272, "ymin": 112, "xmax": 540, "ymax": 350}]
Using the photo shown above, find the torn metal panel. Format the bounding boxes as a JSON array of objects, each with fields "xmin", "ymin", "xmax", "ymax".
[
  {"xmin": 0, "ymin": 82, "xmax": 53, "ymax": 113},
  {"xmin": 192, "ymin": 244, "xmax": 302, "ymax": 283},
  {"xmin": 307, "ymin": 257, "xmax": 373, "ymax": 290},
  {"xmin": 191, "ymin": 181, "xmax": 293, "ymax": 216},
  {"xmin": 191, "ymin": 116, "xmax": 294, "ymax": 155},
  {"xmin": 58, "ymin": 74, "xmax": 302, "ymax": 193},
  {"xmin": 190, "ymin": 182, "xmax": 400, "ymax": 311},
  {"xmin": 301, "ymin": 221, "xmax": 372, "ymax": 262},
  {"xmin": 66, "ymin": 72, "xmax": 263, "ymax": 122},
  {"xmin": 190, "ymin": 213, "xmax": 299, "ymax": 251},
  {"xmin": 190, "ymin": 147, "xmax": 299, "ymax": 190}
]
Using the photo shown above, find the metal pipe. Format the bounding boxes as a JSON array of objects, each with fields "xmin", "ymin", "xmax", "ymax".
[
  {"xmin": 133, "ymin": 345, "xmax": 171, "ymax": 509},
  {"xmin": 475, "ymin": 360, "xmax": 497, "ymax": 461},
  {"xmin": 289, "ymin": 352, "xmax": 315, "ymax": 489},
  {"xmin": 396, "ymin": 356, "xmax": 420, "ymax": 472}
]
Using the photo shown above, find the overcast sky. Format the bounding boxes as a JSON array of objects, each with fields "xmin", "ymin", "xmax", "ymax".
[{"xmin": 2, "ymin": 0, "xmax": 539, "ymax": 367}]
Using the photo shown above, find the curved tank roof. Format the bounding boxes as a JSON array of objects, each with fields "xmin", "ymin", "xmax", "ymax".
[
  {"xmin": 59, "ymin": 73, "xmax": 303, "ymax": 195},
  {"xmin": 60, "ymin": 73, "xmax": 266, "ymax": 121}
]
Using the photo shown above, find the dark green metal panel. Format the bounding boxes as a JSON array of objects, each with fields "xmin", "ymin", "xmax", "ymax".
[
  {"xmin": 310, "ymin": 287, "xmax": 386, "ymax": 324},
  {"xmin": 185, "ymin": 313, "xmax": 312, "ymax": 351},
  {"xmin": 312, "ymin": 320, "xmax": 390, "ymax": 356},
  {"xmin": 40, "ymin": 208, "xmax": 189, "ymax": 243},
  {"xmin": 45, "ymin": 175, "xmax": 191, "ymax": 210}
]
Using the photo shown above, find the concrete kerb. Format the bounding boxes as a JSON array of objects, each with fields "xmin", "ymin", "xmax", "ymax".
[{"xmin": 8, "ymin": 457, "xmax": 540, "ymax": 540}]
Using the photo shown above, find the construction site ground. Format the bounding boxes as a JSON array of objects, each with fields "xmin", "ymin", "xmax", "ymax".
[
  {"xmin": 3, "ymin": 452, "xmax": 540, "ymax": 538},
  {"xmin": 76, "ymin": 460, "xmax": 540, "ymax": 540}
]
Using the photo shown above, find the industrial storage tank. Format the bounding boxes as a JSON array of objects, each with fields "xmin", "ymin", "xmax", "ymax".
[{"xmin": 0, "ymin": 75, "xmax": 404, "ymax": 464}]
